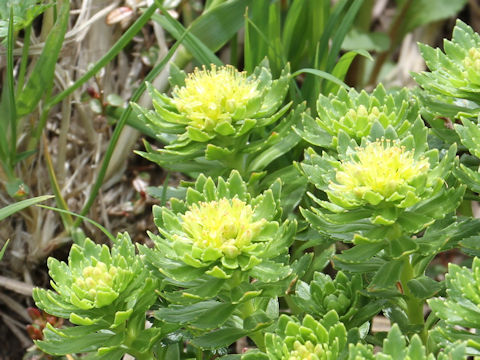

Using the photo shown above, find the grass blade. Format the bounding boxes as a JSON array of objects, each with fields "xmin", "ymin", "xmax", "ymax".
[
  {"xmin": 292, "ymin": 68, "xmax": 350, "ymax": 90},
  {"xmin": 0, "ymin": 195, "xmax": 53, "ymax": 221},
  {"xmin": 152, "ymin": 2, "xmax": 222, "ymax": 66},
  {"xmin": 6, "ymin": 7, "xmax": 16, "ymax": 169},
  {"xmin": 189, "ymin": 0, "xmax": 253, "ymax": 53},
  {"xmin": 42, "ymin": 133, "xmax": 73, "ymax": 228},
  {"xmin": 326, "ymin": 0, "xmax": 364, "ymax": 72},
  {"xmin": 0, "ymin": 239, "xmax": 9, "ymax": 261},
  {"xmin": 39, "ymin": 205, "xmax": 115, "ymax": 242},
  {"xmin": 16, "ymin": 1, "xmax": 70, "ymax": 117},
  {"xmin": 47, "ymin": 3, "xmax": 158, "ymax": 108}
]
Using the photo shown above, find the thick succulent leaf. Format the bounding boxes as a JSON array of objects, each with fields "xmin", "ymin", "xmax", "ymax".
[
  {"xmin": 407, "ymin": 276, "xmax": 443, "ymax": 300},
  {"xmin": 154, "ymin": 301, "xmax": 236, "ymax": 329}
]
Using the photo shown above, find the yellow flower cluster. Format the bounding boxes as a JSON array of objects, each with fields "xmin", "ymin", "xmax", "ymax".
[
  {"xmin": 331, "ymin": 140, "xmax": 429, "ymax": 200},
  {"xmin": 344, "ymin": 105, "xmax": 381, "ymax": 125},
  {"xmin": 172, "ymin": 65, "xmax": 259, "ymax": 131},
  {"xmin": 463, "ymin": 47, "xmax": 480, "ymax": 72},
  {"xmin": 74, "ymin": 261, "xmax": 118, "ymax": 300},
  {"xmin": 288, "ymin": 340, "xmax": 326, "ymax": 360},
  {"xmin": 181, "ymin": 198, "xmax": 265, "ymax": 258}
]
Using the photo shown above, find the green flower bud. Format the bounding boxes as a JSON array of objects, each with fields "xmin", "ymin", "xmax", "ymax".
[
  {"xmin": 242, "ymin": 311, "xmax": 347, "ymax": 360},
  {"xmin": 347, "ymin": 324, "xmax": 466, "ymax": 360},
  {"xmin": 295, "ymin": 84, "xmax": 419, "ymax": 149},
  {"xmin": 292, "ymin": 271, "xmax": 364, "ymax": 326}
]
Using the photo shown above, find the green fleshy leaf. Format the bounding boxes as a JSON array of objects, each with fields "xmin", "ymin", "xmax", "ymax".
[{"xmin": 407, "ymin": 276, "xmax": 443, "ymax": 300}]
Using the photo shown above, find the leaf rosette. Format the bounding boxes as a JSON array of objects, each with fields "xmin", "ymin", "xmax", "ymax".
[
  {"xmin": 242, "ymin": 311, "xmax": 347, "ymax": 360},
  {"xmin": 33, "ymin": 234, "xmax": 148, "ymax": 323},
  {"xmin": 32, "ymin": 234, "xmax": 159, "ymax": 358},
  {"xmin": 295, "ymin": 84, "xmax": 419, "ymax": 149},
  {"xmin": 428, "ymin": 257, "xmax": 480, "ymax": 355},
  {"xmin": 134, "ymin": 60, "xmax": 298, "ymax": 177},
  {"xmin": 292, "ymin": 271, "xmax": 367, "ymax": 327},
  {"xmin": 299, "ymin": 123, "xmax": 463, "ymax": 244},
  {"xmin": 347, "ymin": 324, "xmax": 466, "ymax": 360},
  {"xmin": 140, "ymin": 171, "xmax": 296, "ymax": 301},
  {"xmin": 413, "ymin": 20, "xmax": 480, "ymax": 118}
]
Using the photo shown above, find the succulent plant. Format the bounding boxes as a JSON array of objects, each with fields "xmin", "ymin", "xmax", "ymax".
[
  {"xmin": 295, "ymin": 84, "xmax": 419, "ymax": 149},
  {"xmin": 299, "ymin": 121, "xmax": 464, "ymax": 245},
  {"xmin": 347, "ymin": 324, "xmax": 466, "ymax": 360},
  {"xmin": 32, "ymin": 234, "xmax": 159, "ymax": 358},
  {"xmin": 291, "ymin": 271, "xmax": 366, "ymax": 326},
  {"xmin": 452, "ymin": 117, "xmax": 480, "ymax": 194},
  {"xmin": 413, "ymin": 20, "xmax": 480, "ymax": 119},
  {"xmin": 428, "ymin": 257, "xmax": 480, "ymax": 355},
  {"xmin": 139, "ymin": 170, "xmax": 297, "ymax": 302},
  {"xmin": 0, "ymin": 0, "xmax": 51, "ymax": 38},
  {"xmin": 134, "ymin": 60, "xmax": 301, "ymax": 178},
  {"xmin": 242, "ymin": 310, "xmax": 348, "ymax": 360}
]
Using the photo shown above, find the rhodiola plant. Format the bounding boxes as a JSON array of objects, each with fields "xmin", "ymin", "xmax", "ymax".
[
  {"xmin": 413, "ymin": 19, "xmax": 480, "ymax": 120},
  {"xmin": 298, "ymin": 119, "xmax": 466, "ymax": 340},
  {"xmin": 290, "ymin": 271, "xmax": 377, "ymax": 330},
  {"xmin": 295, "ymin": 84, "xmax": 420, "ymax": 150},
  {"xmin": 139, "ymin": 170, "xmax": 311, "ymax": 351},
  {"xmin": 133, "ymin": 59, "xmax": 302, "ymax": 181},
  {"xmin": 242, "ymin": 310, "xmax": 348, "ymax": 360},
  {"xmin": 347, "ymin": 324, "xmax": 466, "ymax": 360},
  {"xmin": 27, "ymin": 11, "xmax": 480, "ymax": 360},
  {"xmin": 428, "ymin": 257, "xmax": 480, "ymax": 356},
  {"xmin": 32, "ymin": 234, "xmax": 161, "ymax": 359}
]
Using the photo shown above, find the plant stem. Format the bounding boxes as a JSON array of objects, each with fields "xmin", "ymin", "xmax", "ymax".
[
  {"xmin": 400, "ymin": 255, "xmax": 427, "ymax": 344},
  {"xmin": 238, "ymin": 299, "xmax": 266, "ymax": 352},
  {"xmin": 16, "ymin": 24, "xmax": 31, "ymax": 94},
  {"xmin": 195, "ymin": 347, "xmax": 203, "ymax": 360}
]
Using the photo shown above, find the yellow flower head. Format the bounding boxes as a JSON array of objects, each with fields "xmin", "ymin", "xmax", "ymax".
[
  {"xmin": 74, "ymin": 261, "xmax": 119, "ymax": 301},
  {"xmin": 331, "ymin": 140, "xmax": 430, "ymax": 202},
  {"xmin": 344, "ymin": 105, "xmax": 381, "ymax": 125},
  {"xmin": 171, "ymin": 65, "xmax": 260, "ymax": 132},
  {"xmin": 463, "ymin": 47, "xmax": 480, "ymax": 72},
  {"xmin": 288, "ymin": 340, "xmax": 326, "ymax": 360},
  {"xmin": 180, "ymin": 198, "xmax": 266, "ymax": 258}
]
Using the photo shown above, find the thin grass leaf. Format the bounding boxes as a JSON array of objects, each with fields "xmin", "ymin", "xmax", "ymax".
[
  {"xmin": 16, "ymin": 1, "xmax": 69, "ymax": 117},
  {"xmin": 47, "ymin": 3, "xmax": 159, "ymax": 108},
  {"xmin": 292, "ymin": 68, "xmax": 350, "ymax": 90},
  {"xmin": 244, "ymin": 2, "xmax": 270, "ymax": 73},
  {"xmin": 152, "ymin": 1, "xmax": 221, "ymax": 66},
  {"xmin": 0, "ymin": 195, "xmax": 53, "ymax": 221},
  {"xmin": 282, "ymin": 0, "xmax": 305, "ymax": 59},
  {"xmin": 6, "ymin": 7, "xmax": 16, "ymax": 168},
  {"xmin": 244, "ymin": 16, "xmax": 285, "ymax": 73},
  {"xmin": 325, "ymin": 49, "xmax": 372, "ymax": 94},
  {"xmin": 0, "ymin": 239, "xmax": 9, "ymax": 261},
  {"xmin": 42, "ymin": 134, "xmax": 73, "ymax": 228},
  {"xmin": 16, "ymin": 24, "xmax": 31, "ymax": 93},
  {"xmin": 326, "ymin": 0, "xmax": 364, "ymax": 73},
  {"xmin": 267, "ymin": 3, "xmax": 283, "ymax": 74},
  {"xmin": 189, "ymin": 0, "xmax": 254, "ymax": 53},
  {"xmin": 38, "ymin": 205, "xmax": 115, "ymax": 242},
  {"xmin": 317, "ymin": 0, "xmax": 348, "ymax": 68}
]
